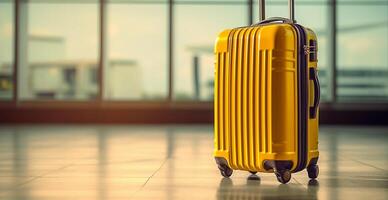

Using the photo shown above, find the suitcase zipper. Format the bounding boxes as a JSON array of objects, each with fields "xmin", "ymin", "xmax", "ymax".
[{"xmin": 293, "ymin": 24, "xmax": 308, "ymax": 173}]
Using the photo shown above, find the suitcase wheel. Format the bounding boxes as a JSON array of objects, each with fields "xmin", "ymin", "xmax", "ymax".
[
  {"xmin": 218, "ymin": 164, "xmax": 233, "ymax": 178},
  {"xmin": 248, "ymin": 173, "xmax": 261, "ymax": 181},
  {"xmin": 249, "ymin": 171, "xmax": 257, "ymax": 175},
  {"xmin": 275, "ymin": 169, "xmax": 291, "ymax": 184},
  {"xmin": 307, "ymin": 164, "xmax": 319, "ymax": 179}
]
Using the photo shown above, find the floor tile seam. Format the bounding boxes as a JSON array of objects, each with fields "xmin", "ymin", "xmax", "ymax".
[
  {"xmin": 349, "ymin": 158, "xmax": 386, "ymax": 172},
  {"xmin": 291, "ymin": 176, "xmax": 304, "ymax": 187},
  {"xmin": 15, "ymin": 163, "xmax": 75, "ymax": 187},
  {"xmin": 129, "ymin": 158, "xmax": 169, "ymax": 200}
]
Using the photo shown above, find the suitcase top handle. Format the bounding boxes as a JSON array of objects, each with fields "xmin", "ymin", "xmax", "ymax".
[
  {"xmin": 255, "ymin": 17, "xmax": 294, "ymax": 26},
  {"xmin": 258, "ymin": 0, "xmax": 295, "ymax": 23}
]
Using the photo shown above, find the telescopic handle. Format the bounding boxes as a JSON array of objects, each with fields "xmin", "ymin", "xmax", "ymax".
[{"xmin": 258, "ymin": 0, "xmax": 295, "ymax": 23}]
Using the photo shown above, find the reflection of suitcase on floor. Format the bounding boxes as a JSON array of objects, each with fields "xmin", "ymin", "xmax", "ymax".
[
  {"xmin": 216, "ymin": 178, "xmax": 319, "ymax": 200},
  {"xmin": 213, "ymin": 0, "xmax": 320, "ymax": 184}
]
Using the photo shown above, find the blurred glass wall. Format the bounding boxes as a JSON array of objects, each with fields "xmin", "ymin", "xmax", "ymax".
[
  {"xmin": 106, "ymin": 1, "xmax": 168, "ymax": 100},
  {"xmin": 337, "ymin": 0, "xmax": 388, "ymax": 102},
  {"xmin": 173, "ymin": 2, "xmax": 248, "ymax": 100},
  {"xmin": 0, "ymin": 0, "xmax": 387, "ymax": 103},
  {"xmin": 19, "ymin": 0, "xmax": 99, "ymax": 100}
]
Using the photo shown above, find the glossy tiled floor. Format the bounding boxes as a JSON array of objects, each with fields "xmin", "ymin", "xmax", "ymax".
[{"xmin": 0, "ymin": 125, "xmax": 387, "ymax": 200}]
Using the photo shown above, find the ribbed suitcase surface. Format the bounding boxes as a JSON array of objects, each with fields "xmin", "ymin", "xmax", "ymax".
[{"xmin": 215, "ymin": 27, "xmax": 274, "ymax": 171}]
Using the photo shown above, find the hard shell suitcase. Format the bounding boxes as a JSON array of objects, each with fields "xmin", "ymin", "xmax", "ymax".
[{"xmin": 213, "ymin": 0, "xmax": 320, "ymax": 184}]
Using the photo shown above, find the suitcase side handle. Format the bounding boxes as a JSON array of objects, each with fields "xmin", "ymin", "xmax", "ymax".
[
  {"xmin": 309, "ymin": 68, "xmax": 320, "ymax": 119},
  {"xmin": 258, "ymin": 0, "xmax": 295, "ymax": 23}
]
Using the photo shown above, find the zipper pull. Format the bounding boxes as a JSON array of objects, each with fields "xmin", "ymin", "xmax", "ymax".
[
  {"xmin": 304, "ymin": 44, "xmax": 317, "ymax": 55},
  {"xmin": 303, "ymin": 45, "xmax": 310, "ymax": 55}
]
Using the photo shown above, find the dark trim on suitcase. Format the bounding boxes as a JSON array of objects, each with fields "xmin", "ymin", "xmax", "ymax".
[{"xmin": 292, "ymin": 23, "xmax": 309, "ymax": 173}]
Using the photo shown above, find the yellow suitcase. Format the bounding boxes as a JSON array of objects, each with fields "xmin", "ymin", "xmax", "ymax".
[{"xmin": 214, "ymin": 0, "xmax": 320, "ymax": 184}]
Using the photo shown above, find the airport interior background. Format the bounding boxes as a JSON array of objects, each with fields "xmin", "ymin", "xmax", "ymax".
[{"xmin": 0, "ymin": 0, "xmax": 387, "ymax": 199}]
